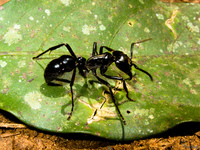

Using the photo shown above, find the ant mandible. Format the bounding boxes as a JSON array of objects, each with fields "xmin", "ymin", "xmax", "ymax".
[{"xmin": 32, "ymin": 38, "xmax": 153, "ymax": 125}]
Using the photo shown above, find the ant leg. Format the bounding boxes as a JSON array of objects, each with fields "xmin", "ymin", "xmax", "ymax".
[
  {"xmin": 131, "ymin": 63, "xmax": 153, "ymax": 81},
  {"xmin": 45, "ymin": 70, "xmax": 77, "ymax": 120},
  {"xmin": 92, "ymin": 42, "xmax": 98, "ymax": 56},
  {"xmin": 92, "ymin": 70, "xmax": 126, "ymax": 125},
  {"xmin": 99, "ymin": 46, "xmax": 115, "ymax": 54},
  {"xmin": 130, "ymin": 38, "xmax": 152, "ymax": 59},
  {"xmin": 64, "ymin": 43, "xmax": 77, "ymax": 59},
  {"xmin": 33, "ymin": 44, "xmax": 65, "ymax": 59},
  {"xmin": 78, "ymin": 66, "xmax": 88, "ymax": 78},
  {"xmin": 130, "ymin": 38, "xmax": 153, "ymax": 81},
  {"xmin": 98, "ymin": 38, "xmax": 152, "ymax": 58},
  {"xmin": 100, "ymin": 69, "xmax": 135, "ymax": 102},
  {"xmin": 67, "ymin": 68, "xmax": 77, "ymax": 120},
  {"xmin": 32, "ymin": 43, "xmax": 77, "ymax": 60}
]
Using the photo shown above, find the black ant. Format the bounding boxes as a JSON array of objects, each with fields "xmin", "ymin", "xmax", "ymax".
[{"xmin": 32, "ymin": 38, "xmax": 153, "ymax": 125}]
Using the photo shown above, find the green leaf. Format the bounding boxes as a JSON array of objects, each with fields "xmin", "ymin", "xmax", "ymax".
[{"xmin": 0, "ymin": 0, "xmax": 199, "ymax": 140}]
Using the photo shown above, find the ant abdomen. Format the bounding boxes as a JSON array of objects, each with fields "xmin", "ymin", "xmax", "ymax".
[{"xmin": 44, "ymin": 55, "xmax": 76, "ymax": 85}]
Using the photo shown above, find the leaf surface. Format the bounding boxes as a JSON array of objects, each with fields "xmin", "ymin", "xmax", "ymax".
[{"xmin": 0, "ymin": 0, "xmax": 199, "ymax": 140}]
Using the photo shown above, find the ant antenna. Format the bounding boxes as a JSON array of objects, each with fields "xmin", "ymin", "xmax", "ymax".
[{"xmin": 130, "ymin": 38, "xmax": 152, "ymax": 59}]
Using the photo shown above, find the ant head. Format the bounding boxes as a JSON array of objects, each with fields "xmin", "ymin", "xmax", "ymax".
[{"xmin": 112, "ymin": 51, "xmax": 133, "ymax": 80}]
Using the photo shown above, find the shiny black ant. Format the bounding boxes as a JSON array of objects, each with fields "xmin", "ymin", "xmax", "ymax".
[{"xmin": 32, "ymin": 38, "xmax": 153, "ymax": 125}]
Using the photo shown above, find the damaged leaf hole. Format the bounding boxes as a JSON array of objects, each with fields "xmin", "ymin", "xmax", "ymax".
[
  {"xmin": 126, "ymin": 110, "xmax": 131, "ymax": 114},
  {"xmin": 60, "ymin": 33, "xmax": 64, "ymax": 37},
  {"xmin": 127, "ymin": 20, "xmax": 135, "ymax": 27}
]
